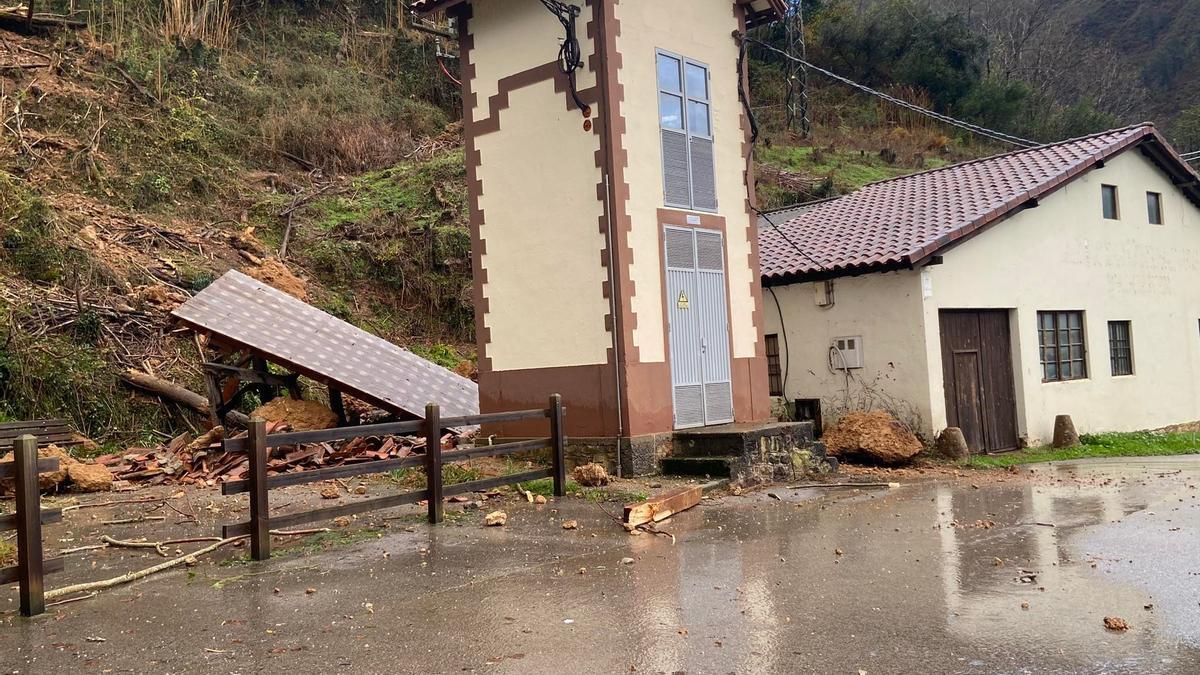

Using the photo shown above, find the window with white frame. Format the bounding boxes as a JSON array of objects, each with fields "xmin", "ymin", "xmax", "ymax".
[{"xmin": 657, "ymin": 50, "xmax": 716, "ymax": 212}]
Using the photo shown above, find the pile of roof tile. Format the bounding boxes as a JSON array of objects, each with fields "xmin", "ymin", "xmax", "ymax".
[{"xmin": 95, "ymin": 423, "xmax": 453, "ymax": 486}]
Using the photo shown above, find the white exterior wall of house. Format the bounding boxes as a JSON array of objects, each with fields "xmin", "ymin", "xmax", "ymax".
[
  {"xmin": 762, "ymin": 270, "xmax": 936, "ymax": 436},
  {"xmin": 769, "ymin": 148, "xmax": 1200, "ymax": 445},
  {"xmin": 921, "ymin": 149, "xmax": 1200, "ymax": 444}
]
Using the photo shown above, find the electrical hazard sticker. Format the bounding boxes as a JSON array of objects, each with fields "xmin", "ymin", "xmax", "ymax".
[{"xmin": 677, "ymin": 291, "xmax": 689, "ymax": 310}]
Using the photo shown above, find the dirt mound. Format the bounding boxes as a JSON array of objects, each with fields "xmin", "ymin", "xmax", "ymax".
[
  {"xmin": 823, "ymin": 411, "xmax": 923, "ymax": 465},
  {"xmin": 251, "ymin": 398, "xmax": 338, "ymax": 431},
  {"xmin": 245, "ymin": 259, "xmax": 308, "ymax": 300}
]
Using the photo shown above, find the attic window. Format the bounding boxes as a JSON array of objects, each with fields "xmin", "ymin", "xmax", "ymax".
[
  {"xmin": 1101, "ymin": 185, "xmax": 1120, "ymax": 220},
  {"xmin": 1147, "ymin": 192, "xmax": 1164, "ymax": 225}
]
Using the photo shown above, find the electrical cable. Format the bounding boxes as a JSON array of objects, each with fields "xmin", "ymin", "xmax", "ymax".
[
  {"xmin": 437, "ymin": 56, "xmax": 460, "ymax": 86},
  {"xmin": 740, "ymin": 35, "xmax": 1040, "ymax": 149},
  {"xmin": 540, "ymin": 0, "xmax": 589, "ymax": 114},
  {"xmin": 767, "ymin": 286, "xmax": 790, "ymax": 399},
  {"xmin": 754, "ymin": 205, "xmax": 830, "ymax": 273}
]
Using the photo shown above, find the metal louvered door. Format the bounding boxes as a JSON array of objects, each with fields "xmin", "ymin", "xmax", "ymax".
[{"xmin": 665, "ymin": 227, "xmax": 733, "ymax": 429}]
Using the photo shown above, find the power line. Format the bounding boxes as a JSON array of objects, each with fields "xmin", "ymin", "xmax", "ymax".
[
  {"xmin": 743, "ymin": 36, "xmax": 1040, "ymax": 149},
  {"xmin": 1182, "ymin": 150, "xmax": 1200, "ymax": 161}
]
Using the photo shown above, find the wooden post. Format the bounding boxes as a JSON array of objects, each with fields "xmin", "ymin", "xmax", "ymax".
[
  {"xmin": 549, "ymin": 394, "xmax": 566, "ymax": 497},
  {"xmin": 13, "ymin": 435, "xmax": 45, "ymax": 617},
  {"xmin": 203, "ymin": 369, "xmax": 224, "ymax": 429},
  {"xmin": 25, "ymin": 0, "xmax": 34, "ymax": 32},
  {"xmin": 247, "ymin": 419, "xmax": 271, "ymax": 560},
  {"xmin": 251, "ymin": 356, "xmax": 274, "ymax": 402},
  {"xmin": 328, "ymin": 386, "xmax": 347, "ymax": 426},
  {"xmin": 424, "ymin": 403, "xmax": 444, "ymax": 524}
]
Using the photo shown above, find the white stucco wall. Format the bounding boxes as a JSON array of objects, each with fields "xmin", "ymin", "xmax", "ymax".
[
  {"xmin": 922, "ymin": 149, "xmax": 1200, "ymax": 444},
  {"xmin": 615, "ymin": 0, "xmax": 760, "ymax": 362},
  {"xmin": 762, "ymin": 270, "xmax": 934, "ymax": 435}
]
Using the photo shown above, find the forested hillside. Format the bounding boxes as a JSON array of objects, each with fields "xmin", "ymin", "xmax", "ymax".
[{"xmin": 0, "ymin": 0, "xmax": 1195, "ymax": 446}]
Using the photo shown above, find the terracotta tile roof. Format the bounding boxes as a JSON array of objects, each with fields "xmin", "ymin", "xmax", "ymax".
[
  {"xmin": 758, "ymin": 124, "xmax": 1200, "ymax": 283},
  {"xmin": 411, "ymin": 0, "xmax": 784, "ymax": 25}
]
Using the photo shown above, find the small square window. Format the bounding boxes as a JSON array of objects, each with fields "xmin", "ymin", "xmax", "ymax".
[
  {"xmin": 1101, "ymin": 185, "xmax": 1119, "ymax": 220},
  {"xmin": 1147, "ymin": 192, "xmax": 1163, "ymax": 225}
]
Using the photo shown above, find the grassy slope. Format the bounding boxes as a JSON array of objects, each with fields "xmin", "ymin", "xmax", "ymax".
[{"xmin": 967, "ymin": 432, "xmax": 1200, "ymax": 468}]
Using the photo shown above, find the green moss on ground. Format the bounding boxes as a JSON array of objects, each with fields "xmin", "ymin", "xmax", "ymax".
[{"xmin": 966, "ymin": 432, "xmax": 1200, "ymax": 469}]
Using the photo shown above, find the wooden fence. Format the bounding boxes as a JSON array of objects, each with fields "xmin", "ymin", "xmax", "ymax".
[
  {"xmin": 1, "ymin": 435, "xmax": 66, "ymax": 617},
  {"xmin": 221, "ymin": 394, "xmax": 567, "ymax": 561}
]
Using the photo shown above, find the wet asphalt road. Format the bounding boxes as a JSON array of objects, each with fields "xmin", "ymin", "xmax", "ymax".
[{"xmin": 3, "ymin": 456, "xmax": 1200, "ymax": 674}]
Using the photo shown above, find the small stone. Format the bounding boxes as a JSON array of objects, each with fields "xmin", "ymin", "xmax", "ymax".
[
  {"xmin": 834, "ymin": 548, "xmax": 844, "ymax": 556},
  {"xmin": 535, "ymin": 495, "xmax": 548, "ymax": 505},
  {"xmin": 620, "ymin": 557, "xmax": 635, "ymax": 565},
  {"xmin": 305, "ymin": 588, "xmax": 316, "ymax": 595},
  {"xmin": 1103, "ymin": 616, "xmax": 1130, "ymax": 631},
  {"xmin": 464, "ymin": 500, "xmax": 483, "ymax": 510},
  {"xmin": 320, "ymin": 486, "xmax": 340, "ymax": 500},
  {"xmin": 354, "ymin": 485, "xmax": 367, "ymax": 495},
  {"xmin": 333, "ymin": 516, "xmax": 352, "ymax": 527},
  {"xmin": 485, "ymin": 510, "xmax": 508, "ymax": 526},
  {"xmin": 1021, "ymin": 602, "xmax": 1029, "ymax": 610},
  {"xmin": 562, "ymin": 520, "xmax": 578, "ymax": 530}
]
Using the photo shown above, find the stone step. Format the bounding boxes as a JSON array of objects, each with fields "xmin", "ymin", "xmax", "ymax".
[
  {"xmin": 672, "ymin": 420, "xmax": 814, "ymax": 458},
  {"xmin": 660, "ymin": 456, "xmax": 735, "ymax": 478}
]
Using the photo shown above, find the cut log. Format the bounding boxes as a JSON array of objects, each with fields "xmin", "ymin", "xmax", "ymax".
[
  {"xmin": 623, "ymin": 485, "xmax": 702, "ymax": 528},
  {"xmin": 120, "ymin": 370, "xmax": 249, "ymax": 427}
]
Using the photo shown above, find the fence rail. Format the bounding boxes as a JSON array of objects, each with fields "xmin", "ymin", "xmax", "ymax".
[
  {"xmin": 222, "ymin": 394, "xmax": 567, "ymax": 561},
  {"xmin": 0, "ymin": 435, "xmax": 66, "ymax": 617}
]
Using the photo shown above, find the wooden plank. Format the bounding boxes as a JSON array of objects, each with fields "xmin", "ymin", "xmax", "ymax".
[
  {"xmin": 441, "ymin": 438, "xmax": 551, "ymax": 463},
  {"xmin": 0, "ymin": 556, "xmax": 64, "ymax": 586},
  {"xmin": 424, "ymin": 404, "xmax": 443, "ymax": 525},
  {"xmin": 0, "ymin": 508, "xmax": 62, "ymax": 532},
  {"xmin": 226, "ymin": 418, "xmax": 425, "ymax": 451},
  {"xmin": 0, "ymin": 457, "xmax": 61, "ymax": 480},
  {"xmin": 0, "ymin": 419, "xmax": 69, "ymax": 432},
  {"xmin": 222, "ymin": 489, "xmax": 428, "ymax": 537},
  {"xmin": 623, "ymin": 485, "xmax": 702, "ymax": 528},
  {"xmin": 438, "ymin": 408, "xmax": 548, "ymax": 429},
  {"xmin": 0, "ymin": 432, "xmax": 75, "ymax": 444},
  {"xmin": 222, "ymin": 454, "xmax": 424, "ymax": 495},
  {"xmin": 441, "ymin": 468, "xmax": 552, "ymax": 497}
]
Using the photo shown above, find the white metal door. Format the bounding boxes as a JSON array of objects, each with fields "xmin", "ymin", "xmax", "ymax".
[{"xmin": 665, "ymin": 226, "xmax": 734, "ymax": 429}]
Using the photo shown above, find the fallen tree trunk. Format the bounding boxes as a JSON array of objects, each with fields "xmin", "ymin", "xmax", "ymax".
[{"xmin": 120, "ymin": 370, "xmax": 250, "ymax": 427}]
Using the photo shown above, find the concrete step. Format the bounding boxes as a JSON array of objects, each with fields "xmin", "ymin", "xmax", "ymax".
[
  {"xmin": 673, "ymin": 420, "xmax": 814, "ymax": 458},
  {"xmin": 660, "ymin": 456, "xmax": 734, "ymax": 478}
]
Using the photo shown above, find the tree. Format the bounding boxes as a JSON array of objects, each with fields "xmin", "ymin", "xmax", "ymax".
[{"xmin": 1172, "ymin": 106, "xmax": 1200, "ymax": 153}]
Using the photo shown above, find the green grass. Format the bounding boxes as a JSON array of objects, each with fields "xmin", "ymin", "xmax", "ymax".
[
  {"xmin": 388, "ymin": 463, "xmax": 483, "ymax": 489},
  {"xmin": 966, "ymin": 432, "xmax": 1200, "ymax": 469},
  {"xmin": 757, "ymin": 145, "xmax": 947, "ymax": 191}
]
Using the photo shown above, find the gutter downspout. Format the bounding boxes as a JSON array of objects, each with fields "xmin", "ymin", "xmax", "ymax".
[{"xmin": 594, "ymin": 0, "xmax": 625, "ymax": 475}]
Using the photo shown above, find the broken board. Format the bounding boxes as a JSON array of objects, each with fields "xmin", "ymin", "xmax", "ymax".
[{"xmin": 623, "ymin": 485, "xmax": 702, "ymax": 528}]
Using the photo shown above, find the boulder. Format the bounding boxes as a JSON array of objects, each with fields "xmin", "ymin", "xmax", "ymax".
[
  {"xmin": 571, "ymin": 462, "xmax": 609, "ymax": 487},
  {"xmin": 251, "ymin": 398, "xmax": 339, "ymax": 431},
  {"xmin": 822, "ymin": 411, "xmax": 923, "ymax": 465},
  {"xmin": 936, "ymin": 427, "xmax": 970, "ymax": 461},
  {"xmin": 67, "ymin": 462, "xmax": 114, "ymax": 492},
  {"xmin": 0, "ymin": 444, "xmax": 76, "ymax": 493}
]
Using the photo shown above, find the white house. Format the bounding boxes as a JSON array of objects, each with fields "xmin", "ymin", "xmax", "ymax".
[{"xmin": 759, "ymin": 124, "xmax": 1200, "ymax": 452}]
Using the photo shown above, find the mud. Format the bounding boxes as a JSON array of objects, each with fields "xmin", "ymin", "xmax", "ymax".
[{"xmin": 1, "ymin": 457, "xmax": 1198, "ymax": 673}]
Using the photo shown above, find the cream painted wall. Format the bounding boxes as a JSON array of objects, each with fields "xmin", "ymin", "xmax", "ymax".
[
  {"xmin": 469, "ymin": 0, "xmax": 595, "ymax": 124},
  {"xmin": 615, "ymin": 0, "xmax": 759, "ymax": 362},
  {"xmin": 470, "ymin": 0, "xmax": 611, "ymax": 371},
  {"xmin": 763, "ymin": 271, "xmax": 935, "ymax": 436},
  {"xmin": 922, "ymin": 149, "xmax": 1200, "ymax": 444}
]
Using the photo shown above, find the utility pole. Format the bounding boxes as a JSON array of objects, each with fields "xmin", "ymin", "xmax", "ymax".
[{"xmin": 784, "ymin": 0, "xmax": 811, "ymax": 138}]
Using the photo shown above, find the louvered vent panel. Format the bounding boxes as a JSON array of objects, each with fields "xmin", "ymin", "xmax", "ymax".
[
  {"xmin": 690, "ymin": 137, "xmax": 717, "ymax": 211},
  {"xmin": 665, "ymin": 227, "xmax": 696, "ymax": 269},
  {"xmin": 662, "ymin": 129, "xmax": 691, "ymax": 208},
  {"xmin": 674, "ymin": 384, "xmax": 705, "ymax": 429},
  {"xmin": 704, "ymin": 382, "xmax": 733, "ymax": 424},
  {"xmin": 695, "ymin": 231, "xmax": 724, "ymax": 271}
]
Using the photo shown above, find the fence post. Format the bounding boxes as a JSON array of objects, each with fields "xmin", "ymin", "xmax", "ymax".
[
  {"xmin": 13, "ymin": 435, "xmax": 45, "ymax": 617},
  {"xmin": 247, "ymin": 418, "xmax": 271, "ymax": 561},
  {"xmin": 424, "ymin": 403, "xmax": 444, "ymax": 524},
  {"xmin": 550, "ymin": 394, "xmax": 566, "ymax": 497}
]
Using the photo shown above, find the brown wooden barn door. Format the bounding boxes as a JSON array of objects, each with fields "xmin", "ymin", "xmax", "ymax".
[{"xmin": 939, "ymin": 310, "xmax": 1019, "ymax": 453}]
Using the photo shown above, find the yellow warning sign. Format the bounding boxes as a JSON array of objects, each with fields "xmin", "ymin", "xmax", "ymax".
[{"xmin": 677, "ymin": 291, "xmax": 689, "ymax": 310}]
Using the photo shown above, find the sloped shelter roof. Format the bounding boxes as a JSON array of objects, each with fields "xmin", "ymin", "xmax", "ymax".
[
  {"xmin": 759, "ymin": 124, "xmax": 1200, "ymax": 284},
  {"xmin": 172, "ymin": 271, "xmax": 478, "ymax": 420}
]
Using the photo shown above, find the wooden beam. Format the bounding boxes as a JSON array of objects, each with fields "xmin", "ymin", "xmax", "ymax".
[{"xmin": 623, "ymin": 485, "xmax": 702, "ymax": 528}]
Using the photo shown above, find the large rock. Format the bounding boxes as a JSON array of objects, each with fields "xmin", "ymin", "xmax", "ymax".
[
  {"xmin": 0, "ymin": 444, "xmax": 76, "ymax": 493},
  {"xmin": 67, "ymin": 462, "xmax": 114, "ymax": 492},
  {"xmin": 936, "ymin": 427, "xmax": 970, "ymax": 461},
  {"xmin": 251, "ymin": 398, "xmax": 339, "ymax": 431},
  {"xmin": 822, "ymin": 411, "xmax": 923, "ymax": 465}
]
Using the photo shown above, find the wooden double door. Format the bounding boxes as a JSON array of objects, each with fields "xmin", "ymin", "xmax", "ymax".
[{"xmin": 939, "ymin": 310, "xmax": 1019, "ymax": 453}]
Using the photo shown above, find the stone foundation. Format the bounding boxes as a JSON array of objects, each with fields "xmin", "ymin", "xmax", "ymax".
[{"xmin": 670, "ymin": 421, "xmax": 837, "ymax": 488}]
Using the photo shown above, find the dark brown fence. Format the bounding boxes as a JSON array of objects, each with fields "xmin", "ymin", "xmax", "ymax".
[
  {"xmin": 1, "ymin": 435, "xmax": 66, "ymax": 617},
  {"xmin": 221, "ymin": 394, "xmax": 567, "ymax": 561}
]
